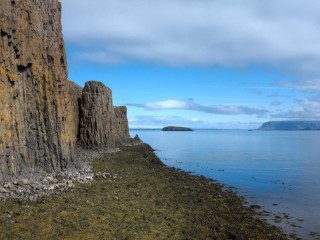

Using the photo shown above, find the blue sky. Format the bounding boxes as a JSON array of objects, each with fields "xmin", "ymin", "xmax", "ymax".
[{"xmin": 60, "ymin": 0, "xmax": 320, "ymax": 129}]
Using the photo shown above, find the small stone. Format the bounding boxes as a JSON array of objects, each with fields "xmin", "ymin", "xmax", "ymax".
[
  {"xmin": 17, "ymin": 178, "xmax": 32, "ymax": 186},
  {"xmin": 28, "ymin": 196, "xmax": 37, "ymax": 202},
  {"xmin": 85, "ymin": 176, "xmax": 93, "ymax": 181},
  {"xmin": 46, "ymin": 176, "xmax": 55, "ymax": 183},
  {"xmin": 67, "ymin": 180, "xmax": 74, "ymax": 187},
  {"xmin": 4, "ymin": 183, "xmax": 15, "ymax": 190},
  {"xmin": 250, "ymin": 204, "xmax": 261, "ymax": 210},
  {"xmin": 0, "ymin": 187, "xmax": 8, "ymax": 193}
]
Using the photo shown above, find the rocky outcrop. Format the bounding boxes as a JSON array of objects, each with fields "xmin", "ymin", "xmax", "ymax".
[
  {"xmin": 79, "ymin": 81, "xmax": 115, "ymax": 149},
  {"xmin": 60, "ymin": 80, "xmax": 82, "ymax": 162},
  {"xmin": 79, "ymin": 82, "xmax": 130, "ymax": 149},
  {"xmin": 113, "ymin": 106, "xmax": 130, "ymax": 143},
  {"xmin": 0, "ymin": 0, "xmax": 130, "ymax": 180},
  {"xmin": 0, "ymin": 0, "xmax": 72, "ymax": 178}
]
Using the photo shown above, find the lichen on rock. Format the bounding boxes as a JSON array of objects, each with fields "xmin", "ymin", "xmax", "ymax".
[
  {"xmin": 0, "ymin": 0, "xmax": 130, "ymax": 182},
  {"xmin": 0, "ymin": 0, "xmax": 71, "ymax": 177}
]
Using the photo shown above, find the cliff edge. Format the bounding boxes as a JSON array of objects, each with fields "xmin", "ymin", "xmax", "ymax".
[{"xmin": 0, "ymin": 0, "xmax": 130, "ymax": 181}]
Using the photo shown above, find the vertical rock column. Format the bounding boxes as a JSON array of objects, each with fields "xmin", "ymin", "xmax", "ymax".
[
  {"xmin": 0, "ymin": 0, "xmax": 131, "ymax": 180},
  {"xmin": 113, "ymin": 106, "xmax": 130, "ymax": 144},
  {"xmin": 0, "ymin": 0, "xmax": 77, "ymax": 178},
  {"xmin": 79, "ymin": 81, "xmax": 116, "ymax": 149}
]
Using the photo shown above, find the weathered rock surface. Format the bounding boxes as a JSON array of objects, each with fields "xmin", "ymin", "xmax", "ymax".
[
  {"xmin": 113, "ymin": 106, "xmax": 130, "ymax": 143},
  {"xmin": 79, "ymin": 81, "xmax": 116, "ymax": 149},
  {"xmin": 0, "ymin": 0, "xmax": 73, "ymax": 178},
  {"xmin": 0, "ymin": 0, "xmax": 130, "ymax": 182},
  {"xmin": 60, "ymin": 80, "xmax": 82, "ymax": 163},
  {"xmin": 79, "ymin": 82, "xmax": 130, "ymax": 149}
]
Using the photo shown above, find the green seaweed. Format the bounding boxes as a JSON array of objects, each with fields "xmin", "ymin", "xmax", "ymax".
[{"xmin": 0, "ymin": 145, "xmax": 287, "ymax": 240}]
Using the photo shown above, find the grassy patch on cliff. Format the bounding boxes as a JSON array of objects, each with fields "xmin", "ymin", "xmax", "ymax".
[{"xmin": 0, "ymin": 144, "xmax": 286, "ymax": 239}]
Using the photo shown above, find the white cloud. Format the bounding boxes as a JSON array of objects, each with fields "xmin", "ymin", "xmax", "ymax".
[
  {"xmin": 277, "ymin": 79, "xmax": 320, "ymax": 92},
  {"xmin": 299, "ymin": 96, "xmax": 320, "ymax": 112},
  {"xmin": 271, "ymin": 95, "xmax": 320, "ymax": 119},
  {"xmin": 145, "ymin": 100, "xmax": 189, "ymax": 110},
  {"xmin": 129, "ymin": 115, "xmax": 262, "ymax": 129},
  {"xmin": 61, "ymin": 0, "xmax": 320, "ymax": 78},
  {"xmin": 127, "ymin": 99, "xmax": 268, "ymax": 116},
  {"xmin": 129, "ymin": 115, "xmax": 211, "ymax": 129}
]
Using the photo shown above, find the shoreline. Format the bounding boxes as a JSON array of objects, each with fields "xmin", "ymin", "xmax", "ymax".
[
  {"xmin": 0, "ymin": 143, "xmax": 294, "ymax": 239},
  {"xmin": 0, "ymin": 146, "xmax": 119, "ymax": 202}
]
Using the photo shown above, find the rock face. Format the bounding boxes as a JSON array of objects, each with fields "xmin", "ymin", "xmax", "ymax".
[
  {"xmin": 0, "ymin": 0, "xmax": 72, "ymax": 177},
  {"xmin": 113, "ymin": 106, "xmax": 130, "ymax": 143},
  {"xmin": 258, "ymin": 121, "xmax": 320, "ymax": 131},
  {"xmin": 79, "ymin": 82, "xmax": 130, "ymax": 148},
  {"xmin": 0, "ymin": 0, "xmax": 130, "ymax": 180},
  {"xmin": 79, "ymin": 81, "xmax": 115, "ymax": 149}
]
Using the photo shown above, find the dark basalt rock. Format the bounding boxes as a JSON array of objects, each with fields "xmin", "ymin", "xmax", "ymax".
[
  {"xmin": 79, "ymin": 81, "xmax": 130, "ymax": 149},
  {"xmin": 0, "ymin": 0, "xmax": 72, "ymax": 177},
  {"xmin": 0, "ymin": 0, "xmax": 130, "ymax": 181}
]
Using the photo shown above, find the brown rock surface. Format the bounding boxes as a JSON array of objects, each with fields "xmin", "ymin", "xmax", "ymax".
[
  {"xmin": 79, "ymin": 81, "xmax": 130, "ymax": 149},
  {"xmin": 0, "ymin": 0, "xmax": 130, "ymax": 180},
  {"xmin": 113, "ymin": 106, "xmax": 130, "ymax": 144},
  {"xmin": 60, "ymin": 80, "xmax": 82, "ymax": 165},
  {"xmin": 79, "ymin": 81, "xmax": 115, "ymax": 149},
  {"xmin": 0, "ymin": 0, "xmax": 73, "ymax": 177}
]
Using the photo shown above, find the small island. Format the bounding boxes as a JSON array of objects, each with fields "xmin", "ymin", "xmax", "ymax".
[{"xmin": 162, "ymin": 126, "xmax": 193, "ymax": 131}]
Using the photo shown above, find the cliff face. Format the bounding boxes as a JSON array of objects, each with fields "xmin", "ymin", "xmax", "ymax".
[
  {"xmin": 113, "ymin": 106, "xmax": 130, "ymax": 143},
  {"xmin": 79, "ymin": 82, "xmax": 115, "ymax": 149},
  {"xmin": 79, "ymin": 82, "xmax": 130, "ymax": 148},
  {"xmin": 0, "ymin": 0, "xmax": 72, "ymax": 176},
  {"xmin": 0, "ymin": 0, "xmax": 130, "ymax": 179}
]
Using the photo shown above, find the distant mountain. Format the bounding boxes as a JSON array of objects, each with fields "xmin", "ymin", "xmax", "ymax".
[
  {"xmin": 258, "ymin": 121, "xmax": 320, "ymax": 130},
  {"xmin": 162, "ymin": 126, "xmax": 193, "ymax": 131}
]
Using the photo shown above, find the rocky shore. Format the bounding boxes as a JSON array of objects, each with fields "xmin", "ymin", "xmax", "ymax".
[
  {"xmin": 0, "ymin": 136, "xmax": 143, "ymax": 202},
  {"xmin": 0, "ymin": 147, "xmax": 115, "ymax": 202},
  {"xmin": 0, "ymin": 143, "xmax": 294, "ymax": 240}
]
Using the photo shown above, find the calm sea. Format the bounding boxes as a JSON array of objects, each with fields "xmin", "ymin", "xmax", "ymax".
[{"xmin": 130, "ymin": 129, "xmax": 320, "ymax": 239}]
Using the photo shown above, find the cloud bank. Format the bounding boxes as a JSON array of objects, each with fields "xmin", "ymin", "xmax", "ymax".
[
  {"xmin": 128, "ymin": 99, "xmax": 268, "ymax": 116},
  {"xmin": 61, "ymin": 0, "xmax": 320, "ymax": 78},
  {"xmin": 277, "ymin": 79, "xmax": 320, "ymax": 92},
  {"xmin": 272, "ymin": 95, "xmax": 320, "ymax": 119},
  {"xmin": 129, "ymin": 115, "xmax": 262, "ymax": 129}
]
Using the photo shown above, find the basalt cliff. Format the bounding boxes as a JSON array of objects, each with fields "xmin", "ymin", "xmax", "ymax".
[{"xmin": 0, "ymin": 0, "xmax": 130, "ymax": 182}]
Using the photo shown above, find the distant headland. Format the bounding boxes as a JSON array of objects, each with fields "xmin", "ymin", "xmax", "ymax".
[
  {"xmin": 162, "ymin": 126, "xmax": 193, "ymax": 131},
  {"xmin": 258, "ymin": 121, "xmax": 320, "ymax": 131}
]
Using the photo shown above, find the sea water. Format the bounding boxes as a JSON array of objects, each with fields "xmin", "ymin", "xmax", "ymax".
[{"xmin": 130, "ymin": 129, "xmax": 320, "ymax": 239}]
